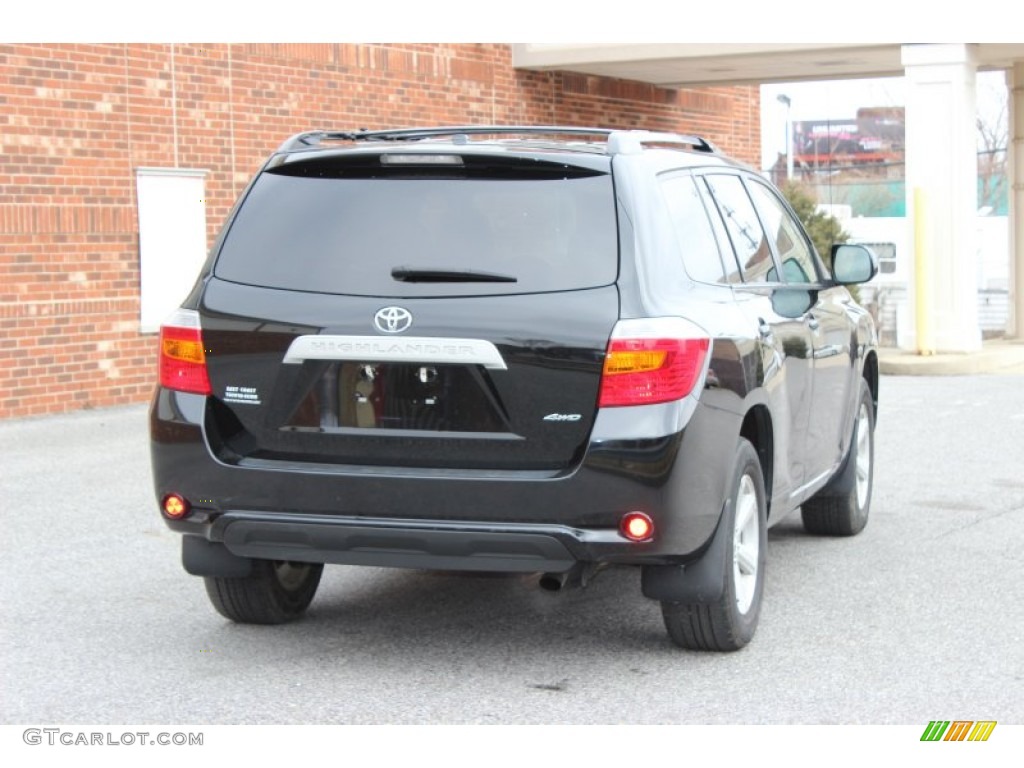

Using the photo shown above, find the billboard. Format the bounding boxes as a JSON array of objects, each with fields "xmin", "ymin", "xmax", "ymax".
[{"xmin": 793, "ymin": 107, "xmax": 905, "ymax": 169}]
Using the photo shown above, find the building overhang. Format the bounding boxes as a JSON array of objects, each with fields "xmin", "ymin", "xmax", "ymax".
[{"xmin": 511, "ymin": 43, "xmax": 1024, "ymax": 86}]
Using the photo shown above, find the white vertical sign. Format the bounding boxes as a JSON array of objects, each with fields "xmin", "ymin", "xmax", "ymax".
[{"xmin": 136, "ymin": 168, "xmax": 209, "ymax": 333}]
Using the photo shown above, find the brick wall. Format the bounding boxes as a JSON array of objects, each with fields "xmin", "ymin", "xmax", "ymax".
[{"xmin": 0, "ymin": 43, "xmax": 760, "ymax": 419}]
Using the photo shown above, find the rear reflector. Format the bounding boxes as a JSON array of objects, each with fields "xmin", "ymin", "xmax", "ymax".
[
  {"xmin": 161, "ymin": 493, "xmax": 191, "ymax": 520},
  {"xmin": 598, "ymin": 318, "xmax": 710, "ymax": 407},
  {"xmin": 620, "ymin": 511, "xmax": 654, "ymax": 542},
  {"xmin": 159, "ymin": 309, "xmax": 212, "ymax": 395}
]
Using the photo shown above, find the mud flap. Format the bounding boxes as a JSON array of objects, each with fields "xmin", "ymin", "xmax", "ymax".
[
  {"xmin": 811, "ymin": 408, "xmax": 860, "ymax": 498},
  {"xmin": 640, "ymin": 512, "xmax": 728, "ymax": 604},
  {"xmin": 182, "ymin": 535, "xmax": 253, "ymax": 578}
]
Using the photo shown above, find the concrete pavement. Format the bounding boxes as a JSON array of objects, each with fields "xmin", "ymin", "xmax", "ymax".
[{"xmin": 878, "ymin": 337, "xmax": 1024, "ymax": 375}]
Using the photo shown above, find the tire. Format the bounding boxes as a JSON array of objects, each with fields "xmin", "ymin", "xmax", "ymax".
[
  {"xmin": 661, "ymin": 439, "xmax": 767, "ymax": 652},
  {"xmin": 801, "ymin": 380, "xmax": 874, "ymax": 537},
  {"xmin": 204, "ymin": 559, "xmax": 323, "ymax": 624}
]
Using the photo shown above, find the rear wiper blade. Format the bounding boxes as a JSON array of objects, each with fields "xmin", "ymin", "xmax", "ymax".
[{"xmin": 391, "ymin": 267, "xmax": 518, "ymax": 283}]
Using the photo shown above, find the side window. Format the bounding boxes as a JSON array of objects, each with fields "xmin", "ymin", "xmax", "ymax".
[
  {"xmin": 704, "ymin": 174, "xmax": 778, "ymax": 283},
  {"xmin": 746, "ymin": 180, "xmax": 821, "ymax": 285},
  {"xmin": 695, "ymin": 178, "xmax": 743, "ymax": 283},
  {"xmin": 660, "ymin": 175, "xmax": 728, "ymax": 284}
]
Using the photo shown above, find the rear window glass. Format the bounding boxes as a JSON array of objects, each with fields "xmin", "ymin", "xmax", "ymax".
[{"xmin": 214, "ymin": 170, "xmax": 618, "ymax": 296}]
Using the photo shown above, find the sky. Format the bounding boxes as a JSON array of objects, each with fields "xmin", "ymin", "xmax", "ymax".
[{"xmin": 9, "ymin": 0, "xmax": 1024, "ymax": 41}]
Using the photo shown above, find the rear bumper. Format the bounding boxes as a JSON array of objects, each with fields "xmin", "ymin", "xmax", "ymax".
[
  {"xmin": 186, "ymin": 512, "xmax": 630, "ymax": 574},
  {"xmin": 152, "ymin": 388, "xmax": 742, "ymax": 569}
]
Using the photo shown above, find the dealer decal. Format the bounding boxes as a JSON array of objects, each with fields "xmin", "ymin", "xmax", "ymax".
[{"xmin": 224, "ymin": 385, "xmax": 261, "ymax": 405}]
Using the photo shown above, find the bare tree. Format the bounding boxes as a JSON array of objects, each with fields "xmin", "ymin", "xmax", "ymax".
[{"xmin": 977, "ymin": 78, "xmax": 1008, "ymax": 214}]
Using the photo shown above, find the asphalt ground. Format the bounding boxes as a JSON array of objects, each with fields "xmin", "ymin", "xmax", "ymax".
[{"xmin": 1, "ymin": 374, "xmax": 1022, "ymax": 726}]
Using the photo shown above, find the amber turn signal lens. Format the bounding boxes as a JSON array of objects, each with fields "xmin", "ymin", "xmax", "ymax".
[
  {"xmin": 161, "ymin": 335, "xmax": 206, "ymax": 364},
  {"xmin": 603, "ymin": 348, "xmax": 668, "ymax": 375}
]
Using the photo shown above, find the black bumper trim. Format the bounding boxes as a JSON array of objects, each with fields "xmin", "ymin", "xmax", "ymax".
[{"xmin": 216, "ymin": 512, "xmax": 585, "ymax": 573}]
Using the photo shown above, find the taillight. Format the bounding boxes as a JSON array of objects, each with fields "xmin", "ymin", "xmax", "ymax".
[
  {"xmin": 620, "ymin": 511, "xmax": 654, "ymax": 542},
  {"xmin": 158, "ymin": 309, "xmax": 212, "ymax": 395},
  {"xmin": 161, "ymin": 493, "xmax": 191, "ymax": 520},
  {"xmin": 598, "ymin": 318, "xmax": 710, "ymax": 407}
]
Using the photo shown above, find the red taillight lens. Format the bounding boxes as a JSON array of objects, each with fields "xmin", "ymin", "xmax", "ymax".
[
  {"xmin": 598, "ymin": 319, "xmax": 710, "ymax": 408},
  {"xmin": 162, "ymin": 493, "xmax": 191, "ymax": 520},
  {"xmin": 620, "ymin": 511, "xmax": 654, "ymax": 542},
  {"xmin": 158, "ymin": 310, "xmax": 212, "ymax": 395}
]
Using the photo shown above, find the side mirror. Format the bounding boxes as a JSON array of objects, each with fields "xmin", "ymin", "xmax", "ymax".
[{"xmin": 831, "ymin": 243, "xmax": 878, "ymax": 285}]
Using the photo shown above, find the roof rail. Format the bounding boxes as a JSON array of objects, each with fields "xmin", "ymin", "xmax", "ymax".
[
  {"xmin": 276, "ymin": 126, "xmax": 719, "ymax": 156},
  {"xmin": 277, "ymin": 126, "xmax": 613, "ymax": 153},
  {"xmin": 606, "ymin": 130, "xmax": 717, "ymax": 155}
]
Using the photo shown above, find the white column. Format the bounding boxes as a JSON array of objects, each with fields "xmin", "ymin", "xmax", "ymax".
[
  {"xmin": 901, "ymin": 44, "xmax": 982, "ymax": 352},
  {"xmin": 1010, "ymin": 62, "xmax": 1024, "ymax": 338}
]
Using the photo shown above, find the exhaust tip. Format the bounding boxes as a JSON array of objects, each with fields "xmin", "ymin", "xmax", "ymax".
[{"xmin": 539, "ymin": 573, "xmax": 567, "ymax": 592}]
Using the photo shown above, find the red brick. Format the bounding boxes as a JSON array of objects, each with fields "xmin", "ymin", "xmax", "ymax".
[{"xmin": 0, "ymin": 43, "xmax": 760, "ymax": 419}]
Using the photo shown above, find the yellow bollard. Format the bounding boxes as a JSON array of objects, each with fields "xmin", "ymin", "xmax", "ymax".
[{"xmin": 914, "ymin": 187, "xmax": 935, "ymax": 356}]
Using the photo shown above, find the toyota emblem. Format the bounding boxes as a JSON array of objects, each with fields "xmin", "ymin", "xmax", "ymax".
[{"xmin": 374, "ymin": 306, "xmax": 413, "ymax": 334}]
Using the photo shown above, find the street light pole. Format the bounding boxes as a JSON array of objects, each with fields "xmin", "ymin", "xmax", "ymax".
[{"xmin": 777, "ymin": 93, "xmax": 793, "ymax": 181}]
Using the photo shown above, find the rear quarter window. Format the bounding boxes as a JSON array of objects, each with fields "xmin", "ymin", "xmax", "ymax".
[{"xmin": 660, "ymin": 174, "xmax": 729, "ymax": 284}]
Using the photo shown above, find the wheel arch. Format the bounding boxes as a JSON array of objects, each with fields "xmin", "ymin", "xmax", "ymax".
[
  {"xmin": 862, "ymin": 349, "xmax": 879, "ymax": 422},
  {"xmin": 740, "ymin": 405, "xmax": 774, "ymax": 516}
]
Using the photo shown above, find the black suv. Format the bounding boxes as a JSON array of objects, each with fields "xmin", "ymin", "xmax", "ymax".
[{"xmin": 150, "ymin": 126, "xmax": 878, "ymax": 651}]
